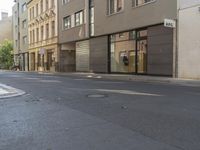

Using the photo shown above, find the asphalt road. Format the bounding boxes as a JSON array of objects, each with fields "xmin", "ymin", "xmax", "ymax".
[{"xmin": 0, "ymin": 71, "xmax": 200, "ymax": 150}]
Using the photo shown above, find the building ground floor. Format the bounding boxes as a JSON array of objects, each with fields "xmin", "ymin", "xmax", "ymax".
[
  {"xmin": 14, "ymin": 52, "xmax": 29, "ymax": 71},
  {"xmin": 13, "ymin": 21, "xmax": 200, "ymax": 79},
  {"xmin": 28, "ymin": 44, "xmax": 59, "ymax": 72},
  {"xmin": 60, "ymin": 24, "xmax": 175, "ymax": 76}
]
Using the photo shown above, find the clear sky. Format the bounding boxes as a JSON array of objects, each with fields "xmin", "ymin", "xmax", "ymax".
[{"xmin": 0, "ymin": 0, "xmax": 15, "ymax": 18}]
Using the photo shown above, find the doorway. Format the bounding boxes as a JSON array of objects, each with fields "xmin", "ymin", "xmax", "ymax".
[
  {"xmin": 137, "ymin": 39, "xmax": 147, "ymax": 74},
  {"xmin": 47, "ymin": 51, "xmax": 53, "ymax": 71},
  {"xmin": 30, "ymin": 53, "xmax": 35, "ymax": 71},
  {"xmin": 136, "ymin": 29, "xmax": 147, "ymax": 74}
]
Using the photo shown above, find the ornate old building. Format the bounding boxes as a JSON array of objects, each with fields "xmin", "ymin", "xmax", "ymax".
[{"xmin": 28, "ymin": 0, "xmax": 59, "ymax": 72}]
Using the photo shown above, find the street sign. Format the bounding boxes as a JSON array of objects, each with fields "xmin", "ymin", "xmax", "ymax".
[
  {"xmin": 164, "ymin": 19, "xmax": 176, "ymax": 28},
  {"xmin": 39, "ymin": 48, "xmax": 45, "ymax": 55}
]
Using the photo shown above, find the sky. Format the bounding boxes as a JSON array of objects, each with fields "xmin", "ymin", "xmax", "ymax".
[{"xmin": 0, "ymin": 0, "xmax": 15, "ymax": 18}]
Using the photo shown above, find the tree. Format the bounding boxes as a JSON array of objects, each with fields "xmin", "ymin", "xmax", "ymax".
[{"xmin": 0, "ymin": 40, "xmax": 14, "ymax": 69}]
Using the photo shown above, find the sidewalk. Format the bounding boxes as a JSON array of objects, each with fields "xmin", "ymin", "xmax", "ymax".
[
  {"xmin": 49, "ymin": 72, "xmax": 200, "ymax": 87},
  {"xmin": 0, "ymin": 83, "xmax": 25, "ymax": 99},
  {"xmin": 3, "ymin": 70, "xmax": 200, "ymax": 87}
]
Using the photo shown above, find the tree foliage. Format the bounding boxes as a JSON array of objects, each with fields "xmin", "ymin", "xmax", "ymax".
[{"xmin": 0, "ymin": 40, "xmax": 13, "ymax": 69}]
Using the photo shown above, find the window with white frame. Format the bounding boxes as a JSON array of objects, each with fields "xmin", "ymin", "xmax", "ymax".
[
  {"xmin": 46, "ymin": 23, "xmax": 49, "ymax": 39},
  {"xmin": 41, "ymin": 0, "xmax": 43, "ymax": 13},
  {"xmin": 89, "ymin": 5, "xmax": 94, "ymax": 36},
  {"xmin": 75, "ymin": 11, "xmax": 84, "ymax": 26},
  {"xmin": 15, "ymin": 40, "xmax": 18, "ymax": 47},
  {"xmin": 32, "ymin": 29, "xmax": 35, "ymax": 43},
  {"xmin": 31, "ymin": 7, "xmax": 35, "ymax": 19},
  {"xmin": 108, "ymin": 0, "xmax": 123, "ymax": 15},
  {"xmin": 22, "ymin": 19, "xmax": 27, "ymax": 29},
  {"xmin": 63, "ymin": 16, "xmax": 71, "ymax": 29},
  {"xmin": 46, "ymin": 0, "xmax": 49, "ymax": 10},
  {"xmin": 41, "ymin": 25, "xmax": 44, "ymax": 40},
  {"xmin": 63, "ymin": 0, "xmax": 70, "ymax": 4},
  {"xmin": 132, "ymin": 0, "xmax": 155, "ymax": 7},
  {"xmin": 23, "ymin": 36, "xmax": 27, "ymax": 44},
  {"xmin": 51, "ymin": 21, "xmax": 55, "ymax": 36},
  {"xmin": 36, "ymin": 3, "xmax": 39, "ymax": 16},
  {"xmin": 36, "ymin": 28, "xmax": 39, "ymax": 42},
  {"xmin": 22, "ymin": 3, "xmax": 27, "ymax": 13}
]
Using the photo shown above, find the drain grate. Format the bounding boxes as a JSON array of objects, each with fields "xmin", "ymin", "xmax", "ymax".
[{"xmin": 87, "ymin": 94, "xmax": 107, "ymax": 98}]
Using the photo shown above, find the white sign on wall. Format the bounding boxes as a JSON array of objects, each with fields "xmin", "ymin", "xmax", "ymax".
[
  {"xmin": 39, "ymin": 48, "xmax": 45, "ymax": 55},
  {"xmin": 164, "ymin": 19, "xmax": 176, "ymax": 28}
]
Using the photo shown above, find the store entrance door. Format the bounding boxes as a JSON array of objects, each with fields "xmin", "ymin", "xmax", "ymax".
[
  {"xmin": 31, "ymin": 53, "xmax": 35, "ymax": 71},
  {"xmin": 137, "ymin": 39, "xmax": 147, "ymax": 74},
  {"xmin": 47, "ymin": 52, "xmax": 53, "ymax": 71},
  {"xmin": 136, "ymin": 29, "xmax": 147, "ymax": 74}
]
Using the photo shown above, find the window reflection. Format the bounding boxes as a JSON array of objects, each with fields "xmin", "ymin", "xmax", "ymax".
[{"xmin": 110, "ymin": 32, "xmax": 136, "ymax": 73}]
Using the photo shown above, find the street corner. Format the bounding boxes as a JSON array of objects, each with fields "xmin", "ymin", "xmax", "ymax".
[{"xmin": 0, "ymin": 83, "xmax": 25, "ymax": 99}]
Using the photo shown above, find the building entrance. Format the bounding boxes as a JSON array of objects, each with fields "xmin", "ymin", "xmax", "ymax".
[
  {"xmin": 30, "ymin": 52, "xmax": 35, "ymax": 71},
  {"xmin": 137, "ymin": 39, "xmax": 147, "ymax": 73},
  {"xmin": 110, "ymin": 29, "xmax": 147, "ymax": 74},
  {"xmin": 136, "ymin": 29, "xmax": 147, "ymax": 74},
  {"xmin": 47, "ymin": 51, "xmax": 53, "ymax": 71}
]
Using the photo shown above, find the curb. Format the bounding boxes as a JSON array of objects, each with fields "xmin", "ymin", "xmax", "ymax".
[{"xmin": 2, "ymin": 70, "xmax": 200, "ymax": 87}]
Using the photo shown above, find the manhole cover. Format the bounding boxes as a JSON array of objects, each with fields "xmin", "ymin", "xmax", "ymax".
[{"xmin": 87, "ymin": 94, "xmax": 107, "ymax": 98}]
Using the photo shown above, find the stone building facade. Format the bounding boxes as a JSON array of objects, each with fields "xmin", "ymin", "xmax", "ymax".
[
  {"xmin": 12, "ymin": 0, "xmax": 29, "ymax": 71},
  {"xmin": 27, "ymin": 0, "xmax": 59, "ymax": 72}
]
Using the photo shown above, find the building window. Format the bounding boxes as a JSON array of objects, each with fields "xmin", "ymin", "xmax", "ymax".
[
  {"xmin": 63, "ymin": 16, "xmax": 71, "ymax": 29},
  {"xmin": 41, "ymin": 26, "xmax": 44, "ymax": 40},
  {"xmin": 41, "ymin": 0, "xmax": 43, "ymax": 13},
  {"xmin": 119, "ymin": 33, "xmax": 124, "ymax": 38},
  {"xmin": 15, "ymin": 40, "xmax": 18, "ymax": 47},
  {"xmin": 29, "ymin": 9, "xmax": 31, "ymax": 20},
  {"xmin": 132, "ymin": 0, "xmax": 155, "ymax": 7},
  {"xmin": 15, "ymin": 25, "xmax": 18, "ymax": 32},
  {"xmin": 51, "ymin": 21, "xmax": 55, "ymax": 37},
  {"xmin": 46, "ymin": 23, "xmax": 49, "ymax": 39},
  {"xmin": 30, "ymin": 31, "xmax": 32, "ymax": 43},
  {"xmin": 36, "ymin": 4, "xmax": 39, "ymax": 16},
  {"xmin": 22, "ymin": 3, "xmax": 27, "ymax": 13},
  {"xmin": 108, "ymin": 0, "xmax": 123, "ymax": 15},
  {"xmin": 32, "ymin": 29, "xmax": 35, "ymax": 43},
  {"xmin": 23, "ymin": 36, "xmax": 27, "ymax": 44},
  {"xmin": 75, "ymin": 11, "xmax": 84, "ymax": 26},
  {"xmin": 51, "ymin": 0, "xmax": 55, "ymax": 8},
  {"xmin": 22, "ymin": 20, "xmax": 27, "ymax": 29},
  {"xmin": 36, "ymin": 28, "xmax": 39, "ymax": 42},
  {"xmin": 110, "ymin": 32, "xmax": 136, "ymax": 73},
  {"xmin": 110, "ymin": 30, "xmax": 147, "ymax": 74},
  {"xmin": 63, "ymin": 0, "xmax": 70, "ymax": 4},
  {"xmin": 32, "ymin": 7, "xmax": 35, "ymax": 19},
  {"xmin": 15, "ymin": 11, "xmax": 17, "ymax": 17},
  {"xmin": 46, "ymin": 0, "xmax": 49, "ymax": 10},
  {"xmin": 89, "ymin": 0, "xmax": 94, "ymax": 36}
]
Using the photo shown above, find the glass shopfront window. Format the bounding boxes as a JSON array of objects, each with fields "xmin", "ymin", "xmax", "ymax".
[
  {"xmin": 110, "ymin": 29, "xmax": 147, "ymax": 74},
  {"xmin": 110, "ymin": 31, "xmax": 136, "ymax": 73}
]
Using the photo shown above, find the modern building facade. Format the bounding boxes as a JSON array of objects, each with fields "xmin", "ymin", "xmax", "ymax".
[
  {"xmin": 94, "ymin": 0, "xmax": 177, "ymax": 75},
  {"xmin": 27, "ymin": 0, "xmax": 59, "ymax": 72},
  {"xmin": 58, "ymin": 0, "xmax": 90, "ymax": 72},
  {"xmin": 178, "ymin": 0, "xmax": 200, "ymax": 79},
  {"xmin": 12, "ymin": 0, "xmax": 29, "ymax": 71},
  {"xmin": 0, "ymin": 12, "xmax": 12, "ymax": 44},
  {"xmin": 58, "ymin": 0, "xmax": 177, "ymax": 76},
  {"xmin": 13, "ymin": 0, "xmax": 200, "ymax": 79}
]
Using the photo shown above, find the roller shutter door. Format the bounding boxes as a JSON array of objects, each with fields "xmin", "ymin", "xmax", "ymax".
[{"xmin": 76, "ymin": 40, "xmax": 90, "ymax": 72}]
